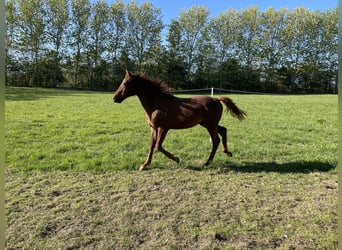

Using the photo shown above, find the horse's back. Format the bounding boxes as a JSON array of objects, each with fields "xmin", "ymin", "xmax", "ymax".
[
  {"xmin": 189, "ymin": 96, "xmax": 223, "ymax": 113},
  {"xmin": 189, "ymin": 96, "xmax": 223, "ymax": 124},
  {"xmin": 175, "ymin": 96, "xmax": 223, "ymax": 128}
]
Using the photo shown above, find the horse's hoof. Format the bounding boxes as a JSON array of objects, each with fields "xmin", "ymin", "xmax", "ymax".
[
  {"xmin": 223, "ymin": 150, "xmax": 233, "ymax": 157},
  {"xmin": 139, "ymin": 165, "xmax": 145, "ymax": 171},
  {"xmin": 174, "ymin": 157, "xmax": 180, "ymax": 164},
  {"xmin": 204, "ymin": 160, "xmax": 212, "ymax": 166}
]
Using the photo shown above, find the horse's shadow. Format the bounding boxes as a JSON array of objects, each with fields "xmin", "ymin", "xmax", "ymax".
[{"xmin": 185, "ymin": 160, "xmax": 336, "ymax": 174}]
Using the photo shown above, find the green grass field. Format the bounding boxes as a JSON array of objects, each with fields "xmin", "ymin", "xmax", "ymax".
[{"xmin": 5, "ymin": 87, "xmax": 338, "ymax": 249}]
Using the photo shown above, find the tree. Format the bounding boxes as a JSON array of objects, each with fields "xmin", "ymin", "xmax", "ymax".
[
  {"xmin": 168, "ymin": 6, "xmax": 211, "ymax": 82},
  {"xmin": 4, "ymin": 1, "xmax": 338, "ymax": 93},
  {"xmin": 107, "ymin": 0, "xmax": 127, "ymax": 86},
  {"xmin": 5, "ymin": 0, "xmax": 20, "ymax": 84},
  {"xmin": 165, "ymin": 19, "xmax": 187, "ymax": 87},
  {"xmin": 236, "ymin": 6, "xmax": 262, "ymax": 67},
  {"xmin": 87, "ymin": 0, "xmax": 109, "ymax": 89},
  {"xmin": 126, "ymin": 1, "xmax": 164, "ymax": 71},
  {"xmin": 320, "ymin": 8, "xmax": 338, "ymax": 92},
  {"xmin": 17, "ymin": 0, "xmax": 46, "ymax": 86},
  {"xmin": 45, "ymin": 0, "xmax": 69, "ymax": 87},
  {"xmin": 259, "ymin": 7, "xmax": 287, "ymax": 89},
  {"xmin": 210, "ymin": 9, "xmax": 239, "ymax": 64},
  {"xmin": 308, "ymin": 9, "xmax": 338, "ymax": 92},
  {"xmin": 70, "ymin": 0, "xmax": 91, "ymax": 87},
  {"xmin": 209, "ymin": 9, "xmax": 240, "ymax": 87},
  {"xmin": 281, "ymin": 7, "xmax": 310, "ymax": 90},
  {"xmin": 232, "ymin": 6, "xmax": 262, "ymax": 90}
]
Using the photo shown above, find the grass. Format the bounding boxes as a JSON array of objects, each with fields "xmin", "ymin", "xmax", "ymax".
[{"xmin": 5, "ymin": 87, "xmax": 338, "ymax": 249}]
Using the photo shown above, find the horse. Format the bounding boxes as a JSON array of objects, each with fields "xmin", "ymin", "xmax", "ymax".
[{"xmin": 113, "ymin": 70, "xmax": 246, "ymax": 170}]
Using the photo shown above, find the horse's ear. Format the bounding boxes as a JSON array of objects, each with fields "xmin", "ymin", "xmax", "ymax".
[{"xmin": 125, "ymin": 69, "xmax": 133, "ymax": 78}]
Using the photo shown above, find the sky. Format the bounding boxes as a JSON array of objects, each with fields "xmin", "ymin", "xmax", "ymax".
[{"xmin": 119, "ymin": 0, "xmax": 338, "ymax": 25}]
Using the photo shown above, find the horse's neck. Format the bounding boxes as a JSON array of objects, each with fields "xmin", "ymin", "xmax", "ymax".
[{"xmin": 137, "ymin": 91, "xmax": 160, "ymax": 116}]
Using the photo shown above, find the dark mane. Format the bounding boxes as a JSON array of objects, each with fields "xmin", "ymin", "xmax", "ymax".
[{"xmin": 137, "ymin": 73, "xmax": 174, "ymax": 98}]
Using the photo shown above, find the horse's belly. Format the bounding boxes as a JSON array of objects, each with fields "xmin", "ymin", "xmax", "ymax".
[{"xmin": 169, "ymin": 114, "xmax": 203, "ymax": 129}]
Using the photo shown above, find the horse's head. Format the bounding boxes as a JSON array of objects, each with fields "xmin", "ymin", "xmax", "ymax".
[{"xmin": 113, "ymin": 70, "xmax": 137, "ymax": 103}]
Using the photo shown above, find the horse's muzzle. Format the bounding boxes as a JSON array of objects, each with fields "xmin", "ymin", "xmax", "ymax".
[{"xmin": 113, "ymin": 95, "xmax": 122, "ymax": 103}]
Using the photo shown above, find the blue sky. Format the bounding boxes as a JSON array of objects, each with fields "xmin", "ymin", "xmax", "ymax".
[{"xmin": 120, "ymin": 0, "xmax": 337, "ymax": 25}]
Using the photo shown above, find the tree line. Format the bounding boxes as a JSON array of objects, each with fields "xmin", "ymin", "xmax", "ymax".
[{"xmin": 6, "ymin": 0, "xmax": 338, "ymax": 93}]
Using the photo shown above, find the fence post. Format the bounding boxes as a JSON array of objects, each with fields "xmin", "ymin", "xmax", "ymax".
[{"xmin": 211, "ymin": 87, "xmax": 214, "ymax": 97}]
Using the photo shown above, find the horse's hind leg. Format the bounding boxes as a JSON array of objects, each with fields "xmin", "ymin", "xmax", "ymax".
[
  {"xmin": 218, "ymin": 125, "xmax": 232, "ymax": 157},
  {"xmin": 204, "ymin": 127, "xmax": 220, "ymax": 166},
  {"xmin": 156, "ymin": 127, "xmax": 180, "ymax": 164}
]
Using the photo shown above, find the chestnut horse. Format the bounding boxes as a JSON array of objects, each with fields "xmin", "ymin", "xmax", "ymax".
[{"xmin": 113, "ymin": 70, "xmax": 246, "ymax": 170}]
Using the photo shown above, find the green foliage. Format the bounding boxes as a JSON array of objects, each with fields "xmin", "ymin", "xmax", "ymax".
[
  {"xmin": 5, "ymin": 87, "xmax": 338, "ymax": 248},
  {"xmin": 5, "ymin": 1, "xmax": 338, "ymax": 92},
  {"xmin": 171, "ymin": 6, "xmax": 211, "ymax": 77},
  {"xmin": 126, "ymin": 1, "xmax": 164, "ymax": 71}
]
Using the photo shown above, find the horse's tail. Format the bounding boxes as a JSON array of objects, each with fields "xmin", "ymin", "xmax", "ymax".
[{"xmin": 218, "ymin": 97, "xmax": 246, "ymax": 121}]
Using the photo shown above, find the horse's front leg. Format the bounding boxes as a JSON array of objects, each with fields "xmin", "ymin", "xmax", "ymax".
[
  {"xmin": 140, "ymin": 127, "xmax": 157, "ymax": 171},
  {"xmin": 156, "ymin": 127, "xmax": 180, "ymax": 164}
]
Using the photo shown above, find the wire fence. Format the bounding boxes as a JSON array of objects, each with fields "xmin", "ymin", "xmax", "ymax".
[{"xmin": 171, "ymin": 87, "xmax": 277, "ymax": 96}]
